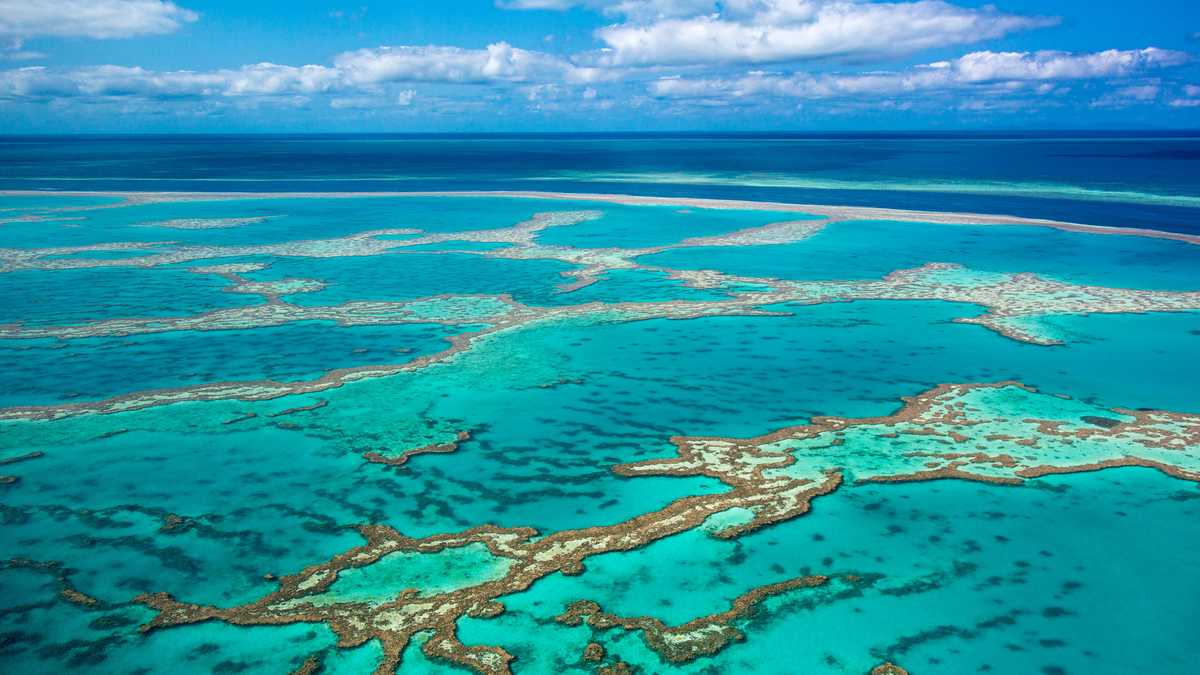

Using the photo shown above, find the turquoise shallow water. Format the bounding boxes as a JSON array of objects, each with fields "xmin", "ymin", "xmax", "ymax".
[
  {"xmin": 0, "ymin": 265, "xmax": 261, "ymax": 326},
  {"xmin": 532, "ymin": 202, "xmax": 814, "ymax": 249},
  {"xmin": 459, "ymin": 468, "xmax": 1200, "ymax": 675},
  {"xmin": 0, "ymin": 321, "xmax": 471, "ymax": 406},
  {"xmin": 643, "ymin": 218, "xmax": 1200, "ymax": 290},
  {"xmin": 0, "ymin": 191, "xmax": 1198, "ymax": 674},
  {"xmin": 0, "ymin": 197, "xmax": 601, "ymax": 249},
  {"xmin": 541, "ymin": 268, "xmax": 736, "ymax": 305},
  {"xmin": 251, "ymin": 252, "xmax": 576, "ymax": 307}
]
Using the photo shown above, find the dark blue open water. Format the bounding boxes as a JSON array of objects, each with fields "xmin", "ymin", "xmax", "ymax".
[{"xmin": 3, "ymin": 132, "xmax": 1200, "ymax": 233}]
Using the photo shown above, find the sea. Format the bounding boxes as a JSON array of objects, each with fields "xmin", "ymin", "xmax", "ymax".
[{"xmin": 0, "ymin": 133, "xmax": 1197, "ymax": 675}]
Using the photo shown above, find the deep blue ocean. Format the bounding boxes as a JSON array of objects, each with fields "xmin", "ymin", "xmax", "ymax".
[{"xmin": 3, "ymin": 132, "xmax": 1200, "ymax": 233}]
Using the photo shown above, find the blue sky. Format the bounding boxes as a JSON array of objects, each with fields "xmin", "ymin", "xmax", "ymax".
[{"xmin": 1, "ymin": 0, "xmax": 1199, "ymax": 131}]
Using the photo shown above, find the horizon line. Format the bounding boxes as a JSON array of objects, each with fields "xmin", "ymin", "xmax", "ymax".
[{"xmin": 3, "ymin": 129, "xmax": 1200, "ymax": 138}]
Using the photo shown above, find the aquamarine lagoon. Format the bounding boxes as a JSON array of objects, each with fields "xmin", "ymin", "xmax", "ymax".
[{"xmin": 1, "ymin": 137, "xmax": 1199, "ymax": 675}]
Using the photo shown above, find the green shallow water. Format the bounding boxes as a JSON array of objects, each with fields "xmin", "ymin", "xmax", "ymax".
[{"xmin": 0, "ymin": 192, "xmax": 1197, "ymax": 674}]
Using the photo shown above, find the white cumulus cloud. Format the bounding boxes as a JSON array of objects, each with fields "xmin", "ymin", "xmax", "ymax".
[
  {"xmin": 0, "ymin": 62, "xmax": 340, "ymax": 100},
  {"xmin": 502, "ymin": 0, "xmax": 1056, "ymax": 66},
  {"xmin": 0, "ymin": 42, "xmax": 613, "ymax": 103},
  {"xmin": 651, "ymin": 47, "xmax": 1189, "ymax": 101},
  {"xmin": 590, "ymin": 0, "xmax": 1056, "ymax": 66},
  {"xmin": 334, "ymin": 42, "xmax": 601, "ymax": 85},
  {"xmin": 953, "ymin": 48, "xmax": 1186, "ymax": 82},
  {"xmin": 0, "ymin": 0, "xmax": 198, "ymax": 41}
]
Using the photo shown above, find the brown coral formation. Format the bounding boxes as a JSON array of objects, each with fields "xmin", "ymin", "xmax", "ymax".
[
  {"xmin": 1016, "ymin": 456, "xmax": 1200, "ymax": 481},
  {"xmin": 651, "ymin": 381, "xmax": 1200, "ymax": 489},
  {"xmin": 0, "ymin": 292, "xmax": 527, "ymax": 341},
  {"xmin": 598, "ymin": 660, "xmax": 633, "ymax": 675},
  {"xmin": 484, "ymin": 217, "xmax": 828, "ymax": 291},
  {"xmin": 5, "ymin": 259, "xmax": 1198, "ymax": 423},
  {"xmin": 9, "ymin": 381, "xmax": 1186, "ymax": 674},
  {"xmin": 159, "ymin": 513, "xmax": 199, "ymax": 534},
  {"xmin": 0, "ymin": 320, "xmax": 515, "ymax": 421},
  {"xmin": 122, "ymin": 381, "xmax": 1200, "ymax": 673},
  {"xmin": 269, "ymin": 399, "xmax": 329, "ymax": 418},
  {"xmin": 2, "ymin": 196, "xmax": 1199, "ymax": 424},
  {"xmin": 0, "ymin": 450, "xmax": 43, "ymax": 465},
  {"xmin": 3, "ymin": 193, "xmax": 1199, "ymax": 673},
  {"xmin": 363, "ymin": 431, "xmax": 471, "ymax": 467},
  {"xmin": 0, "ymin": 209, "xmax": 602, "ymax": 272},
  {"xmin": 9, "ymin": 256, "xmax": 1195, "ymax": 357},
  {"xmin": 3, "ymin": 558, "xmax": 102, "ymax": 608},
  {"xmin": 61, "ymin": 588, "xmax": 100, "ymax": 607},
  {"xmin": 289, "ymin": 655, "xmax": 323, "ymax": 675},
  {"xmin": 582, "ymin": 642, "xmax": 606, "ymax": 662},
  {"xmin": 132, "ymin": 430, "xmax": 846, "ymax": 673},
  {"xmin": 871, "ymin": 662, "xmax": 910, "ymax": 675},
  {"xmin": 555, "ymin": 575, "xmax": 829, "ymax": 663}
]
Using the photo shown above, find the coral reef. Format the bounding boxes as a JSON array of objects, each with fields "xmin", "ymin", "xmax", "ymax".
[{"xmin": 129, "ymin": 382, "xmax": 1200, "ymax": 673}]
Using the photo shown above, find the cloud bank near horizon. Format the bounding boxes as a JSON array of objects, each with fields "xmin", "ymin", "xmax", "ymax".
[{"xmin": 1, "ymin": 0, "xmax": 1197, "ymax": 127}]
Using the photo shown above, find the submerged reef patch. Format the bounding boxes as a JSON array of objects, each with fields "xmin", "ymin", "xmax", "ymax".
[
  {"xmin": 141, "ymin": 217, "xmax": 271, "ymax": 230},
  {"xmin": 556, "ymin": 574, "xmax": 841, "ymax": 663},
  {"xmin": 363, "ymin": 431, "xmax": 471, "ymax": 467},
  {"xmin": 129, "ymin": 382, "xmax": 1199, "ymax": 673},
  {"xmin": 3, "ymin": 258, "xmax": 1198, "ymax": 420}
]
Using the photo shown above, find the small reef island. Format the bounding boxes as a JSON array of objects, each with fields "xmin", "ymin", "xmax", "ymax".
[{"xmin": 2, "ymin": 1, "xmax": 1199, "ymax": 674}]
